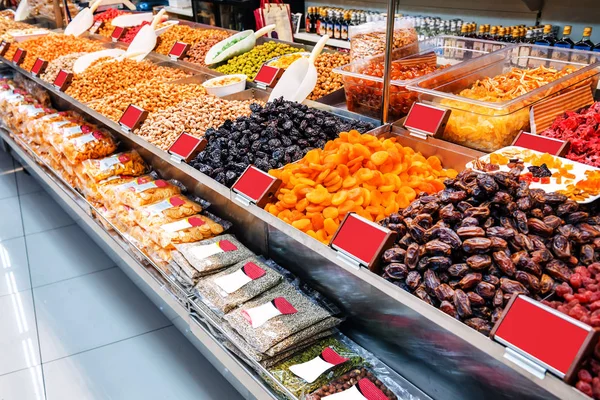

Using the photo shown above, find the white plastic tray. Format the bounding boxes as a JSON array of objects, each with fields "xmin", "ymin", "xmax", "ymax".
[{"xmin": 466, "ymin": 146, "xmax": 600, "ymax": 204}]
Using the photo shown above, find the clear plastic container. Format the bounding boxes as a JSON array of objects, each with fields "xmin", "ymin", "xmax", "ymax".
[
  {"xmin": 408, "ymin": 44, "xmax": 600, "ymax": 152},
  {"xmin": 334, "ymin": 37, "xmax": 506, "ymax": 121}
]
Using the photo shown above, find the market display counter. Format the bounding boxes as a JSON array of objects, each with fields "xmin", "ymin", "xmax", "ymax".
[{"xmin": 0, "ymin": 14, "xmax": 599, "ymax": 400}]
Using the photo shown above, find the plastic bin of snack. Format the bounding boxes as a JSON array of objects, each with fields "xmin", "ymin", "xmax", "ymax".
[
  {"xmin": 334, "ymin": 37, "xmax": 506, "ymax": 121},
  {"xmin": 408, "ymin": 44, "xmax": 600, "ymax": 152}
]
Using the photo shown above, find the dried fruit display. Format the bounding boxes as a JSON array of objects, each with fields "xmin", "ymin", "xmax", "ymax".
[
  {"xmin": 136, "ymin": 96, "xmax": 261, "ymax": 150},
  {"xmin": 380, "ymin": 167, "xmax": 600, "ymax": 336},
  {"xmin": 267, "ymin": 130, "xmax": 457, "ymax": 244},
  {"xmin": 308, "ymin": 52, "xmax": 350, "ymax": 100},
  {"xmin": 341, "ymin": 60, "xmax": 448, "ymax": 120},
  {"xmin": 184, "ymin": 36, "xmax": 231, "ymax": 67},
  {"xmin": 66, "ymin": 59, "xmax": 189, "ymax": 103},
  {"xmin": 213, "ymin": 42, "xmax": 303, "ymax": 81},
  {"xmin": 190, "ymin": 99, "xmax": 372, "ymax": 187},
  {"xmin": 40, "ymin": 52, "xmax": 87, "ymax": 83},
  {"xmin": 540, "ymin": 102, "xmax": 600, "ymax": 168},
  {"xmin": 93, "ymin": 8, "xmax": 128, "ymax": 37},
  {"xmin": 3, "ymin": 34, "xmax": 104, "ymax": 71},
  {"xmin": 440, "ymin": 65, "xmax": 582, "ymax": 152},
  {"xmin": 155, "ymin": 25, "xmax": 230, "ymax": 55}
]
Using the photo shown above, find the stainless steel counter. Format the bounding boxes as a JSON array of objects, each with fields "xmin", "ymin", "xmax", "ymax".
[{"xmin": 0, "ymin": 37, "xmax": 591, "ymax": 400}]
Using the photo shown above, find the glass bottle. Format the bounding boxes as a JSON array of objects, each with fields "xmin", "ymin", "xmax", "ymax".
[
  {"xmin": 554, "ymin": 25, "xmax": 574, "ymax": 48},
  {"xmin": 305, "ymin": 7, "xmax": 311, "ymax": 33},
  {"xmin": 334, "ymin": 11, "xmax": 342, "ymax": 39},
  {"xmin": 318, "ymin": 9, "xmax": 327, "ymax": 36},
  {"xmin": 326, "ymin": 10, "xmax": 334, "ymax": 37},
  {"xmin": 535, "ymin": 24, "xmax": 555, "ymax": 46},
  {"xmin": 574, "ymin": 27, "xmax": 594, "ymax": 51}
]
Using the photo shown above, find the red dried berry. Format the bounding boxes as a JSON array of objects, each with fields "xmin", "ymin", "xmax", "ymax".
[
  {"xmin": 580, "ymin": 369, "xmax": 593, "ymax": 383},
  {"xmin": 571, "ymin": 273, "xmax": 583, "ymax": 289},
  {"xmin": 576, "ymin": 381, "xmax": 593, "ymax": 397}
]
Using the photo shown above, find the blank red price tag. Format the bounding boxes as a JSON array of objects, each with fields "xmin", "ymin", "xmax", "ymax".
[
  {"xmin": 53, "ymin": 70, "xmax": 73, "ymax": 91},
  {"xmin": 168, "ymin": 132, "xmax": 206, "ymax": 162},
  {"xmin": 168, "ymin": 41, "xmax": 190, "ymax": 60},
  {"xmin": 12, "ymin": 48, "xmax": 26, "ymax": 65},
  {"xmin": 232, "ymin": 165, "xmax": 281, "ymax": 207},
  {"xmin": 254, "ymin": 65, "xmax": 282, "ymax": 88},
  {"xmin": 404, "ymin": 103, "xmax": 451, "ymax": 139},
  {"xmin": 111, "ymin": 26, "xmax": 126, "ymax": 41},
  {"xmin": 118, "ymin": 104, "xmax": 148, "ymax": 132},
  {"xmin": 491, "ymin": 295, "xmax": 598, "ymax": 381},
  {"xmin": 330, "ymin": 213, "xmax": 397, "ymax": 271},
  {"xmin": 31, "ymin": 58, "xmax": 48, "ymax": 76},
  {"xmin": 512, "ymin": 131, "xmax": 569, "ymax": 156},
  {"xmin": 0, "ymin": 41, "xmax": 8, "ymax": 56}
]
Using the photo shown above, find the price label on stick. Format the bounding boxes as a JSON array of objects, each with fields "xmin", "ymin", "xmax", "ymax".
[
  {"xmin": 254, "ymin": 65, "xmax": 282, "ymax": 89},
  {"xmin": 89, "ymin": 20, "xmax": 103, "ymax": 34},
  {"xmin": 512, "ymin": 131, "xmax": 570, "ymax": 156},
  {"xmin": 31, "ymin": 58, "xmax": 48, "ymax": 76},
  {"xmin": 403, "ymin": 103, "xmax": 451, "ymax": 140},
  {"xmin": 231, "ymin": 165, "xmax": 282, "ymax": 208},
  {"xmin": 330, "ymin": 213, "xmax": 398, "ymax": 272},
  {"xmin": 491, "ymin": 294, "xmax": 599, "ymax": 381},
  {"xmin": 12, "ymin": 48, "xmax": 26, "ymax": 66},
  {"xmin": 168, "ymin": 132, "xmax": 206, "ymax": 163},
  {"xmin": 0, "ymin": 40, "xmax": 8, "ymax": 57},
  {"xmin": 168, "ymin": 41, "xmax": 190, "ymax": 60},
  {"xmin": 118, "ymin": 104, "xmax": 148, "ymax": 132},
  {"xmin": 53, "ymin": 70, "xmax": 73, "ymax": 91},
  {"xmin": 111, "ymin": 26, "xmax": 126, "ymax": 42}
]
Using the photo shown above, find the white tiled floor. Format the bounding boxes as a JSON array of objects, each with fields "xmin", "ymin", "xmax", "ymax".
[{"xmin": 0, "ymin": 149, "xmax": 242, "ymax": 400}]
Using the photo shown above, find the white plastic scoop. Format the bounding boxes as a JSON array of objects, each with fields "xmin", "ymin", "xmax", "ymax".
[
  {"xmin": 204, "ymin": 24, "xmax": 276, "ymax": 66},
  {"xmin": 72, "ymin": 48, "xmax": 126, "ymax": 74},
  {"xmin": 64, "ymin": 0, "xmax": 103, "ymax": 37},
  {"xmin": 14, "ymin": 1, "xmax": 29, "ymax": 21},
  {"xmin": 269, "ymin": 35, "xmax": 329, "ymax": 103},
  {"xmin": 110, "ymin": 12, "xmax": 152, "ymax": 28},
  {"xmin": 123, "ymin": 8, "xmax": 165, "ymax": 62}
]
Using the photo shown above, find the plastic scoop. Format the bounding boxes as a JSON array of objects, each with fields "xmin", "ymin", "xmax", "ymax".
[
  {"xmin": 73, "ymin": 48, "xmax": 126, "ymax": 74},
  {"xmin": 204, "ymin": 24, "xmax": 276, "ymax": 66},
  {"xmin": 123, "ymin": 9, "xmax": 165, "ymax": 62},
  {"xmin": 14, "ymin": 1, "xmax": 29, "ymax": 21},
  {"xmin": 110, "ymin": 12, "xmax": 153, "ymax": 28},
  {"xmin": 269, "ymin": 35, "xmax": 329, "ymax": 103},
  {"xmin": 64, "ymin": 0, "xmax": 103, "ymax": 37}
]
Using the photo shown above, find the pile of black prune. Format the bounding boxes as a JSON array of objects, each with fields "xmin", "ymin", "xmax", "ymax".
[{"xmin": 190, "ymin": 98, "xmax": 373, "ymax": 187}]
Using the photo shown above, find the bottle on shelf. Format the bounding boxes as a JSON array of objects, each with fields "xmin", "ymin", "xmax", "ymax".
[
  {"xmin": 341, "ymin": 12, "xmax": 350, "ymax": 41},
  {"xmin": 573, "ymin": 27, "xmax": 594, "ymax": 63},
  {"xmin": 594, "ymin": 41, "xmax": 600, "ymax": 52},
  {"xmin": 318, "ymin": 9, "xmax": 327, "ymax": 36},
  {"xmin": 511, "ymin": 28, "xmax": 521, "ymax": 43},
  {"xmin": 326, "ymin": 10, "xmax": 334, "ymax": 37},
  {"xmin": 535, "ymin": 24, "xmax": 555, "ymax": 46},
  {"xmin": 554, "ymin": 25, "xmax": 574, "ymax": 49},
  {"xmin": 574, "ymin": 26, "xmax": 594, "ymax": 51}
]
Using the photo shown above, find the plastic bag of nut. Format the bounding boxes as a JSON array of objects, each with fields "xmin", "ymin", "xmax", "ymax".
[
  {"xmin": 349, "ymin": 19, "xmax": 417, "ymax": 61},
  {"xmin": 114, "ymin": 178, "xmax": 181, "ymax": 209},
  {"xmin": 59, "ymin": 129, "xmax": 118, "ymax": 165},
  {"xmin": 81, "ymin": 150, "xmax": 147, "ymax": 183}
]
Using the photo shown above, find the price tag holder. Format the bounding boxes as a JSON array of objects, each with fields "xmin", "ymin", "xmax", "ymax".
[
  {"xmin": 12, "ymin": 48, "xmax": 26, "ymax": 66},
  {"xmin": 168, "ymin": 41, "xmax": 190, "ymax": 60},
  {"xmin": 0, "ymin": 40, "xmax": 8, "ymax": 57},
  {"xmin": 30, "ymin": 58, "xmax": 48, "ymax": 77},
  {"xmin": 512, "ymin": 131, "xmax": 570, "ymax": 156},
  {"xmin": 403, "ymin": 103, "xmax": 451, "ymax": 140},
  {"xmin": 53, "ymin": 70, "xmax": 73, "ymax": 91},
  {"xmin": 167, "ymin": 132, "xmax": 207, "ymax": 163},
  {"xmin": 491, "ymin": 294, "xmax": 599, "ymax": 382},
  {"xmin": 89, "ymin": 20, "xmax": 103, "ymax": 34},
  {"xmin": 118, "ymin": 104, "xmax": 148, "ymax": 132},
  {"xmin": 330, "ymin": 213, "xmax": 398, "ymax": 272},
  {"xmin": 254, "ymin": 65, "xmax": 282, "ymax": 90},
  {"xmin": 111, "ymin": 26, "xmax": 126, "ymax": 42},
  {"xmin": 231, "ymin": 165, "xmax": 282, "ymax": 208}
]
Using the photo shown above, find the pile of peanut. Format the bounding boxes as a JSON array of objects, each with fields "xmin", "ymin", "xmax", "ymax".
[
  {"xmin": 66, "ymin": 58, "xmax": 189, "ymax": 103},
  {"xmin": 308, "ymin": 52, "xmax": 350, "ymax": 100},
  {"xmin": 154, "ymin": 25, "xmax": 230, "ymax": 55},
  {"xmin": 184, "ymin": 35, "xmax": 230, "ymax": 67},
  {"xmin": 88, "ymin": 80, "xmax": 207, "ymax": 122},
  {"xmin": 40, "ymin": 52, "xmax": 87, "ymax": 83},
  {"xmin": 136, "ymin": 96, "xmax": 262, "ymax": 150},
  {"xmin": 4, "ymin": 35, "xmax": 104, "ymax": 71}
]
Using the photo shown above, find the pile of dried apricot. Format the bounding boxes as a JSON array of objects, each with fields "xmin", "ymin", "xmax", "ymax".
[{"xmin": 266, "ymin": 130, "xmax": 458, "ymax": 244}]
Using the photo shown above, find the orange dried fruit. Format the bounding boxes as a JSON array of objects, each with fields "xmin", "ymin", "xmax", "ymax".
[
  {"xmin": 332, "ymin": 190, "xmax": 348, "ymax": 206},
  {"xmin": 323, "ymin": 206, "xmax": 339, "ymax": 219},
  {"xmin": 323, "ymin": 218, "xmax": 338, "ymax": 236},
  {"xmin": 371, "ymin": 151, "xmax": 389, "ymax": 166}
]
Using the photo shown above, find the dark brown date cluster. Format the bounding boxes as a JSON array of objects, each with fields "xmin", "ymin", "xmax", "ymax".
[
  {"xmin": 306, "ymin": 368, "xmax": 397, "ymax": 400},
  {"xmin": 379, "ymin": 169, "xmax": 600, "ymax": 336}
]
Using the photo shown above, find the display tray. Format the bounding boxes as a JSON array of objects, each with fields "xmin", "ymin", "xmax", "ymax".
[
  {"xmin": 0, "ymin": 27, "xmax": 594, "ymax": 400},
  {"xmin": 467, "ymin": 146, "xmax": 600, "ymax": 204}
]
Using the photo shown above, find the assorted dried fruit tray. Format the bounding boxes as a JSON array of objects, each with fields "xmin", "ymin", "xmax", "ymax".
[{"xmin": 467, "ymin": 146, "xmax": 600, "ymax": 204}]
